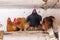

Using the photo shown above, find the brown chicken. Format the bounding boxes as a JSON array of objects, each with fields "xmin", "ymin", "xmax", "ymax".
[
  {"xmin": 7, "ymin": 18, "xmax": 17, "ymax": 32},
  {"xmin": 16, "ymin": 18, "xmax": 29, "ymax": 31},
  {"xmin": 23, "ymin": 23, "xmax": 29, "ymax": 31},
  {"xmin": 42, "ymin": 17, "xmax": 51, "ymax": 31},
  {"xmin": 42, "ymin": 16, "xmax": 55, "ymax": 31}
]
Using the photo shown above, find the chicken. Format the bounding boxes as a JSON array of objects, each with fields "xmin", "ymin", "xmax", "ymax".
[
  {"xmin": 23, "ymin": 23, "xmax": 29, "ymax": 31},
  {"xmin": 7, "ymin": 18, "xmax": 17, "ymax": 32},
  {"xmin": 16, "ymin": 18, "xmax": 29, "ymax": 31},
  {"xmin": 42, "ymin": 16, "xmax": 55, "ymax": 32},
  {"xmin": 42, "ymin": 17, "xmax": 52, "ymax": 31},
  {"xmin": 16, "ymin": 18, "xmax": 22, "ymax": 29}
]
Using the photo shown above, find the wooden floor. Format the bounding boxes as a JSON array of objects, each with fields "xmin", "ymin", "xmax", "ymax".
[{"xmin": 3, "ymin": 31, "xmax": 57, "ymax": 40}]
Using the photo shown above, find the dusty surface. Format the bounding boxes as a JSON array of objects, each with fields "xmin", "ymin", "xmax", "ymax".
[
  {"xmin": 3, "ymin": 31, "xmax": 48, "ymax": 36},
  {"xmin": 3, "ymin": 31, "xmax": 57, "ymax": 40}
]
